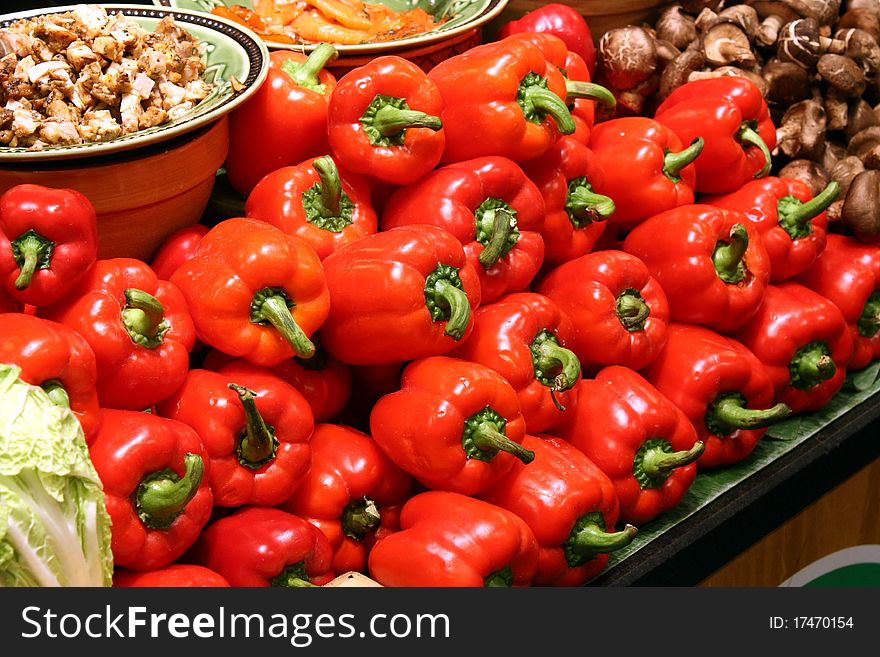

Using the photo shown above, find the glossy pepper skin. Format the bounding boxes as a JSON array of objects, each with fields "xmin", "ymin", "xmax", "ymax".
[
  {"xmin": 451, "ymin": 292, "xmax": 581, "ymax": 434},
  {"xmin": 704, "ymin": 178, "xmax": 838, "ymax": 282},
  {"xmin": 552, "ymin": 367, "xmax": 703, "ymax": 526},
  {"xmin": 113, "ymin": 564, "xmax": 230, "ymax": 587},
  {"xmin": 327, "ymin": 55, "xmax": 445, "ymax": 186},
  {"xmin": 186, "ymin": 506, "xmax": 335, "ymax": 587},
  {"xmin": 498, "ymin": 3, "xmax": 597, "ymax": 75},
  {"xmin": 281, "ymin": 424, "xmax": 413, "ymax": 575},
  {"xmin": 641, "ymin": 324, "xmax": 791, "ymax": 469},
  {"xmin": 170, "ymin": 218, "xmax": 330, "ymax": 367},
  {"xmin": 795, "ymin": 234, "xmax": 880, "ymax": 371},
  {"xmin": 428, "ymin": 38, "xmax": 576, "ymax": 164},
  {"xmin": 623, "ymin": 204, "xmax": 771, "ymax": 333},
  {"xmin": 320, "ymin": 225, "xmax": 481, "ymax": 366},
  {"xmin": 368, "ymin": 491, "xmax": 539, "ymax": 587},
  {"xmin": 0, "ymin": 313, "xmax": 101, "ymax": 442},
  {"xmin": 90, "ymin": 409, "xmax": 213, "ymax": 571},
  {"xmin": 157, "ymin": 364, "xmax": 314, "ymax": 508},
  {"xmin": 537, "ymin": 250, "xmax": 670, "ymax": 373},
  {"xmin": 370, "ymin": 356, "xmax": 533, "ymax": 496},
  {"xmin": 500, "ymin": 33, "xmax": 615, "ymax": 147},
  {"xmin": 480, "ymin": 435, "xmax": 637, "ymax": 587},
  {"xmin": 588, "ymin": 118, "xmax": 702, "ymax": 229},
  {"xmin": 150, "ymin": 224, "xmax": 209, "ymax": 281},
  {"xmin": 730, "ymin": 283, "xmax": 853, "ymax": 414},
  {"xmin": 41, "ymin": 258, "xmax": 195, "ymax": 411},
  {"xmin": 382, "ymin": 156, "xmax": 545, "ymax": 304},
  {"xmin": 225, "ymin": 45, "xmax": 338, "ymax": 196},
  {"xmin": 654, "ymin": 77, "xmax": 777, "ymax": 194},
  {"xmin": 245, "ymin": 155, "xmax": 377, "ymax": 261},
  {"xmin": 521, "ymin": 137, "xmax": 613, "ymax": 265},
  {"xmin": 0, "ymin": 184, "xmax": 98, "ymax": 306}
]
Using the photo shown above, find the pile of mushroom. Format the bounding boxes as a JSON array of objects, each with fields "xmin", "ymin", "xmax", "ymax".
[{"xmin": 596, "ymin": 0, "xmax": 880, "ymax": 241}]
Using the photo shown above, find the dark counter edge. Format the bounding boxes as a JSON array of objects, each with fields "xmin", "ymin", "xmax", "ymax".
[{"xmin": 591, "ymin": 396, "xmax": 880, "ymax": 586}]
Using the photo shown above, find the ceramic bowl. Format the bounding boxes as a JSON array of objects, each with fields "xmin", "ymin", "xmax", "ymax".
[{"xmin": 154, "ymin": 0, "xmax": 508, "ymax": 54}]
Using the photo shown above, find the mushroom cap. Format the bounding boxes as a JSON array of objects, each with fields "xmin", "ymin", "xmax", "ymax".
[
  {"xmin": 599, "ymin": 26, "xmax": 658, "ymax": 90},
  {"xmin": 778, "ymin": 18, "xmax": 823, "ymax": 68},
  {"xmin": 842, "ymin": 169, "xmax": 880, "ymax": 242},
  {"xmin": 703, "ymin": 22, "xmax": 757, "ymax": 66},
  {"xmin": 656, "ymin": 4, "xmax": 698, "ymax": 50},
  {"xmin": 818, "ymin": 53, "xmax": 867, "ymax": 96}
]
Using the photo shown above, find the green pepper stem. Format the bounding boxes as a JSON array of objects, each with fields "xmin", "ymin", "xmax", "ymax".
[
  {"xmin": 471, "ymin": 423, "xmax": 535, "ymax": 464},
  {"xmin": 663, "ymin": 137, "xmax": 704, "ymax": 182},
  {"xmin": 777, "ymin": 182, "xmax": 840, "ymax": 238},
  {"xmin": 271, "ymin": 563, "xmax": 317, "ymax": 588},
  {"xmin": 312, "ymin": 155, "xmax": 343, "ymax": 216},
  {"xmin": 13, "ymin": 234, "xmax": 42, "ymax": 289},
  {"xmin": 533, "ymin": 339, "xmax": 581, "ymax": 392},
  {"xmin": 478, "ymin": 207, "xmax": 516, "ymax": 269},
  {"xmin": 342, "ymin": 498, "xmax": 380, "ymax": 540},
  {"xmin": 255, "ymin": 293, "xmax": 316, "ymax": 359},
  {"xmin": 371, "ymin": 105, "xmax": 442, "ymax": 137},
  {"xmin": 122, "ymin": 288, "xmax": 168, "ymax": 349},
  {"xmin": 567, "ymin": 185, "xmax": 615, "ymax": 222},
  {"xmin": 790, "ymin": 343, "xmax": 836, "ymax": 389},
  {"xmin": 41, "ymin": 380, "xmax": 70, "ymax": 408},
  {"xmin": 738, "ymin": 124, "xmax": 772, "ymax": 178},
  {"xmin": 641, "ymin": 441, "xmax": 705, "ymax": 480},
  {"xmin": 565, "ymin": 80, "xmax": 616, "ymax": 108},
  {"xmin": 616, "ymin": 290, "xmax": 650, "ymax": 330},
  {"xmin": 523, "ymin": 85, "xmax": 575, "ymax": 135},
  {"xmin": 136, "ymin": 453, "xmax": 204, "ymax": 530},
  {"xmin": 712, "ymin": 395, "xmax": 791, "ymax": 430},
  {"xmin": 228, "ymin": 383, "xmax": 277, "ymax": 467},
  {"xmin": 432, "ymin": 278, "xmax": 471, "ymax": 341},
  {"xmin": 858, "ymin": 293, "xmax": 880, "ymax": 338},
  {"xmin": 280, "ymin": 42, "xmax": 337, "ymax": 91},
  {"xmin": 569, "ymin": 521, "xmax": 638, "ymax": 555},
  {"xmin": 712, "ymin": 224, "xmax": 749, "ymax": 285}
]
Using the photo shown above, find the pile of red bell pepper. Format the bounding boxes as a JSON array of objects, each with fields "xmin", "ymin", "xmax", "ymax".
[{"xmin": 3, "ymin": 9, "xmax": 880, "ymax": 589}]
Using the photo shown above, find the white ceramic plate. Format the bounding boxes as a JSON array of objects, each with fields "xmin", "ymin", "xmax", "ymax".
[
  {"xmin": 0, "ymin": 3, "xmax": 269, "ymax": 161},
  {"xmin": 153, "ymin": 0, "xmax": 508, "ymax": 54}
]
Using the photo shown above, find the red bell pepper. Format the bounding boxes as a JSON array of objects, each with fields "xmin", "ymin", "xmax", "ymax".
[
  {"xmin": 225, "ymin": 44, "xmax": 338, "ymax": 196},
  {"xmin": 382, "ymin": 156, "xmax": 545, "ymax": 304},
  {"xmin": 170, "ymin": 218, "xmax": 330, "ymax": 367},
  {"xmin": 731, "ymin": 283, "xmax": 853, "ymax": 414},
  {"xmin": 370, "ymin": 356, "xmax": 533, "ymax": 496},
  {"xmin": 588, "ymin": 118, "xmax": 702, "ymax": 229},
  {"xmin": 654, "ymin": 77, "xmax": 777, "ymax": 194},
  {"xmin": 150, "ymin": 224, "xmax": 209, "ymax": 281},
  {"xmin": 704, "ymin": 178, "xmax": 838, "ymax": 282},
  {"xmin": 320, "ymin": 225, "xmax": 481, "ymax": 365},
  {"xmin": 500, "ymin": 32, "xmax": 615, "ymax": 146},
  {"xmin": 795, "ymin": 234, "xmax": 880, "ymax": 371},
  {"xmin": 113, "ymin": 564, "xmax": 230, "ymax": 587},
  {"xmin": 186, "ymin": 506, "xmax": 335, "ymax": 587},
  {"xmin": 327, "ymin": 55, "xmax": 445, "ymax": 186},
  {"xmin": 89, "ymin": 409, "xmax": 212, "ymax": 571},
  {"xmin": 451, "ymin": 292, "xmax": 581, "ymax": 434},
  {"xmin": 640, "ymin": 323, "xmax": 791, "ymax": 468},
  {"xmin": 157, "ymin": 364, "xmax": 314, "ymax": 508},
  {"xmin": 0, "ymin": 184, "xmax": 98, "ymax": 306},
  {"xmin": 521, "ymin": 137, "xmax": 612, "ymax": 265},
  {"xmin": 497, "ymin": 3, "xmax": 597, "ymax": 75},
  {"xmin": 428, "ymin": 38, "xmax": 575, "ymax": 163},
  {"xmin": 0, "ymin": 313, "xmax": 100, "ymax": 442},
  {"xmin": 537, "ymin": 250, "xmax": 670, "ymax": 372},
  {"xmin": 245, "ymin": 155, "xmax": 377, "ymax": 261},
  {"xmin": 623, "ymin": 204, "xmax": 771, "ymax": 333},
  {"xmin": 368, "ymin": 491, "xmax": 539, "ymax": 587},
  {"xmin": 480, "ymin": 434, "xmax": 637, "ymax": 587},
  {"xmin": 281, "ymin": 423, "xmax": 413, "ymax": 575},
  {"xmin": 41, "ymin": 258, "xmax": 195, "ymax": 411},
  {"xmin": 552, "ymin": 367, "xmax": 703, "ymax": 526}
]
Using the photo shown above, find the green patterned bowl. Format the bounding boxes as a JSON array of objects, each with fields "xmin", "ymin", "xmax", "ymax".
[
  {"xmin": 0, "ymin": 3, "xmax": 269, "ymax": 162},
  {"xmin": 153, "ymin": 0, "xmax": 508, "ymax": 54}
]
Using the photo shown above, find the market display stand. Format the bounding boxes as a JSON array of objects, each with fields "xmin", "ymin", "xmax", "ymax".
[{"xmin": 589, "ymin": 369, "xmax": 880, "ymax": 586}]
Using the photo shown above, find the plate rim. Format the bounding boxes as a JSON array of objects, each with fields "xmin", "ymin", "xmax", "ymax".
[
  {"xmin": 0, "ymin": 3, "xmax": 270, "ymax": 162},
  {"xmin": 152, "ymin": 0, "xmax": 509, "ymax": 55}
]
